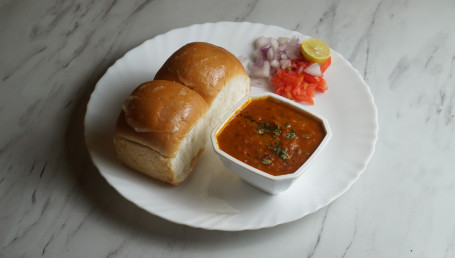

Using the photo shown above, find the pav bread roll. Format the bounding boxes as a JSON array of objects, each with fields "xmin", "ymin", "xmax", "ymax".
[
  {"xmin": 114, "ymin": 42, "xmax": 250, "ymax": 185},
  {"xmin": 155, "ymin": 42, "xmax": 247, "ymax": 105}
]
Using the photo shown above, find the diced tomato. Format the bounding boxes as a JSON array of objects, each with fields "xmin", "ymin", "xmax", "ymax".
[
  {"xmin": 271, "ymin": 57, "xmax": 331, "ymax": 105},
  {"xmin": 320, "ymin": 57, "xmax": 331, "ymax": 73},
  {"xmin": 316, "ymin": 79, "xmax": 328, "ymax": 92},
  {"xmin": 303, "ymin": 73, "xmax": 320, "ymax": 84}
]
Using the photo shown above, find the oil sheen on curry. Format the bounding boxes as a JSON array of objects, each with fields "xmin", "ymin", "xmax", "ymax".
[{"xmin": 216, "ymin": 97, "xmax": 326, "ymax": 176}]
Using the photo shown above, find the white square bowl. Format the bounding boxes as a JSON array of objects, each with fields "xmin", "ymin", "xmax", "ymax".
[{"xmin": 211, "ymin": 92, "xmax": 332, "ymax": 194}]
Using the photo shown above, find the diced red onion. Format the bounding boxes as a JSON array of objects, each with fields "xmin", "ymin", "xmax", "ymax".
[
  {"xmin": 267, "ymin": 48, "xmax": 274, "ymax": 61},
  {"xmin": 250, "ymin": 36, "xmax": 303, "ymax": 81},
  {"xmin": 303, "ymin": 63, "xmax": 322, "ymax": 77},
  {"xmin": 280, "ymin": 60, "xmax": 291, "ymax": 69},
  {"xmin": 255, "ymin": 37, "xmax": 268, "ymax": 49},
  {"xmin": 270, "ymin": 60, "xmax": 279, "ymax": 68},
  {"xmin": 277, "ymin": 37, "xmax": 289, "ymax": 46}
]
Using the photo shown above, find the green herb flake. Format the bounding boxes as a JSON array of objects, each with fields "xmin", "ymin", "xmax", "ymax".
[
  {"xmin": 268, "ymin": 142, "xmax": 290, "ymax": 161},
  {"xmin": 273, "ymin": 126, "xmax": 282, "ymax": 136},
  {"xmin": 284, "ymin": 123, "xmax": 291, "ymax": 129},
  {"xmin": 267, "ymin": 142, "xmax": 281, "ymax": 150},
  {"xmin": 262, "ymin": 158, "xmax": 272, "ymax": 165},
  {"xmin": 257, "ymin": 122, "xmax": 272, "ymax": 135},
  {"xmin": 286, "ymin": 129, "xmax": 296, "ymax": 139},
  {"xmin": 280, "ymin": 152, "xmax": 290, "ymax": 160}
]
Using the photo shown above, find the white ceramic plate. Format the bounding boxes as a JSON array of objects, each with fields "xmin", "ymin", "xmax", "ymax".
[{"xmin": 84, "ymin": 22, "xmax": 378, "ymax": 231}]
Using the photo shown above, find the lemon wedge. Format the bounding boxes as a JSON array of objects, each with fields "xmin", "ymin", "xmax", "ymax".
[{"xmin": 301, "ymin": 38, "xmax": 331, "ymax": 63}]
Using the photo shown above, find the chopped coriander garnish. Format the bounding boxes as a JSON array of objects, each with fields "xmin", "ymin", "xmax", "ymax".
[
  {"xmin": 262, "ymin": 158, "xmax": 272, "ymax": 165},
  {"xmin": 286, "ymin": 129, "xmax": 296, "ymax": 139},
  {"xmin": 257, "ymin": 122, "xmax": 272, "ymax": 134},
  {"xmin": 273, "ymin": 126, "xmax": 281, "ymax": 136},
  {"xmin": 284, "ymin": 123, "xmax": 291, "ymax": 129},
  {"xmin": 267, "ymin": 142, "xmax": 289, "ymax": 161},
  {"xmin": 280, "ymin": 152, "xmax": 290, "ymax": 160},
  {"xmin": 266, "ymin": 142, "xmax": 280, "ymax": 150}
]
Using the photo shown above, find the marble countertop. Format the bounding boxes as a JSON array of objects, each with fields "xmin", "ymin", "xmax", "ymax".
[{"xmin": 1, "ymin": 0, "xmax": 454, "ymax": 257}]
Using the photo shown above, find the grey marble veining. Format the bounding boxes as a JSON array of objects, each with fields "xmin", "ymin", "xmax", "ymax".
[{"xmin": 1, "ymin": 0, "xmax": 455, "ymax": 257}]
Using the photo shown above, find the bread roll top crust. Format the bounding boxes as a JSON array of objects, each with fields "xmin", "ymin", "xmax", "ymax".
[
  {"xmin": 154, "ymin": 42, "xmax": 246, "ymax": 105},
  {"xmin": 116, "ymin": 80, "xmax": 208, "ymax": 157}
]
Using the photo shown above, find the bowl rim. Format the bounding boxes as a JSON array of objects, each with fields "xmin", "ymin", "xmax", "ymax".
[{"xmin": 211, "ymin": 92, "xmax": 332, "ymax": 182}]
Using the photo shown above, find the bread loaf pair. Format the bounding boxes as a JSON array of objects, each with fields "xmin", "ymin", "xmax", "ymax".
[{"xmin": 114, "ymin": 42, "xmax": 250, "ymax": 185}]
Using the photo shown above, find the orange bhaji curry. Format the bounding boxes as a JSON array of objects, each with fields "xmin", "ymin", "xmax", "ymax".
[{"xmin": 216, "ymin": 97, "xmax": 326, "ymax": 176}]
